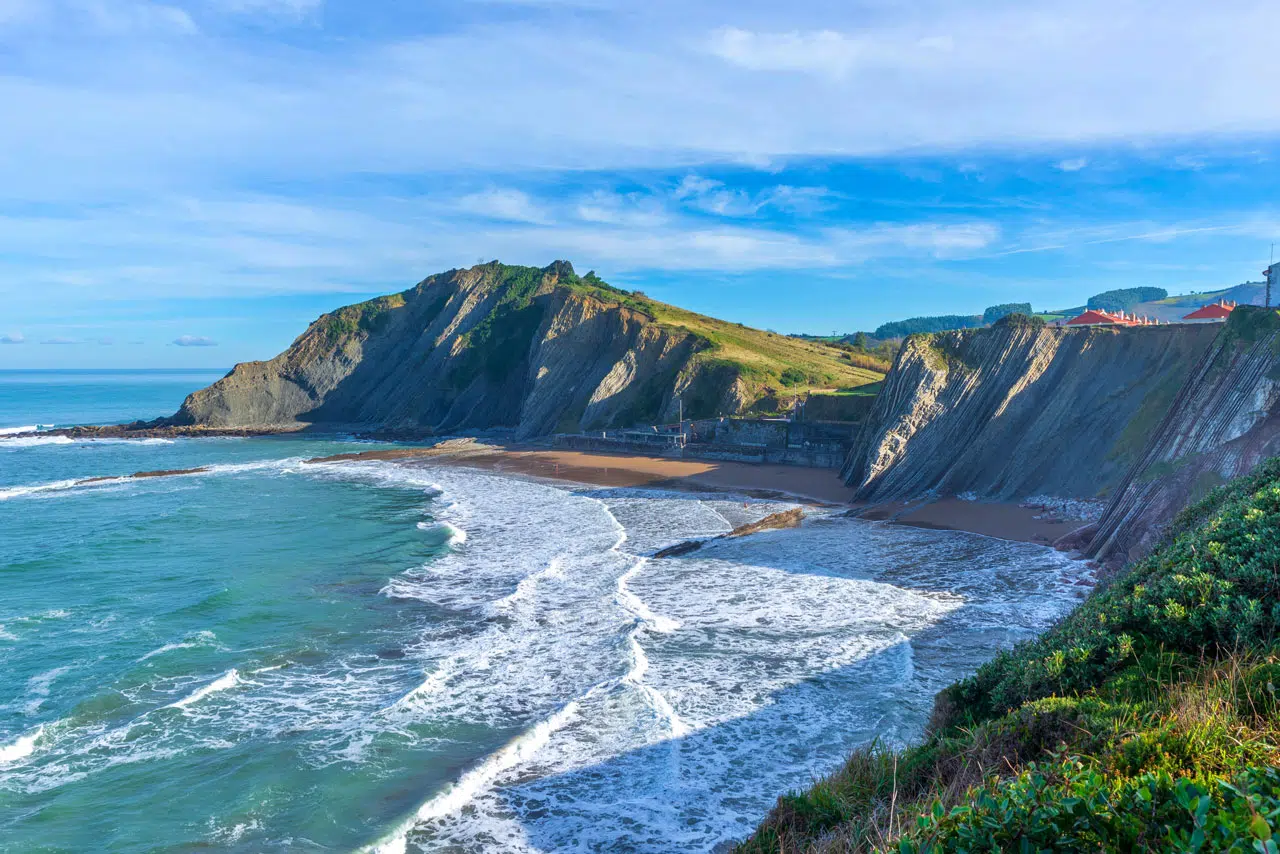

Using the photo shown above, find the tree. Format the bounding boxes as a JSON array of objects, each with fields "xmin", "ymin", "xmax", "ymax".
[
  {"xmin": 1087, "ymin": 287, "xmax": 1167, "ymax": 312},
  {"xmin": 983, "ymin": 303, "xmax": 1033, "ymax": 324}
]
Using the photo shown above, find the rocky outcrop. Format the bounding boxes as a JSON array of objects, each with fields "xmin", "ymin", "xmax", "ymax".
[
  {"xmin": 1084, "ymin": 307, "xmax": 1280, "ymax": 564},
  {"xmin": 168, "ymin": 262, "xmax": 762, "ymax": 438},
  {"xmin": 843, "ymin": 319, "xmax": 1221, "ymax": 502}
]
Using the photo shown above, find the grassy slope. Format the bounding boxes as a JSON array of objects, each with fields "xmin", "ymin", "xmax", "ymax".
[
  {"xmin": 522, "ymin": 264, "xmax": 884, "ymax": 401},
  {"xmin": 741, "ymin": 459, "xmax": 1280, "ymax": 853}
]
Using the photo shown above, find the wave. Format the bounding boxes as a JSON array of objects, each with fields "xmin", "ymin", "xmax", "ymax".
[
  {"xmin": 167, "ymin": 669, "xmax": 240, "ymax": 710},
  {"xmin": 0, "ymin": 459, "xmax": 305, "ymax": 503},
  {"xmin": 416, "ymin": 521, "xmax": 467, "ymax": 547},
  {"xmin": 138, "ymin": 630, "xmax": 219, "ymax": 662},
  {"xmin": 0, "ymin": 435, "xmax": 74, "ymax": 448},
  {"xmin": 0, "ymin": 425, "xmax": 45, "ymax": 435},
  {"xmin": 486, "ymin": 557, "xmax": 565, "ymax": 618},
  {"xmin": 366, "ymin": 696, "xmax": 589, "ymax": 854},
  {"xmin": 615, "ymin": 558, "xmax": 681, "ymax": 635},
  {"xmin": 0, "ymin": 725, "xmax": 45, "ymax": 764}
]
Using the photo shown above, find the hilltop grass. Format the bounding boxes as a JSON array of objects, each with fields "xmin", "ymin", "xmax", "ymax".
[
  {"xmin": 550, "ymin": 266, "xmax": 883, "ymax": 404},
  {"xmin": 739, "ymin": 456, "xmax": 1280, "ymax": 853}
]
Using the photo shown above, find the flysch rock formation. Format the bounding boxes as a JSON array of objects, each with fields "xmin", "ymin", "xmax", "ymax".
[
  {"xmin": 843, "ymin": 318, "xmax": 1222, "ymax": 503},
  {"xmin": 1084, "ymin": 307, "xmax": 1280, "ymax": 564},
  {"xmin": 168, "ymin": 261, "xmax": 757, "ymax": 439}
]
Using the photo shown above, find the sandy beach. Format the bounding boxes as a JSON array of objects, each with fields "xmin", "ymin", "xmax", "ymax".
[{"xmin": 310, "ymin": 443, "xmax": 1089, "ymax": 547}]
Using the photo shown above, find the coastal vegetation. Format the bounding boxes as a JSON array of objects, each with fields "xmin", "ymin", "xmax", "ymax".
[{"xmin": 741, "ymin": 457, "xmax": 1280, "ymax": 852}]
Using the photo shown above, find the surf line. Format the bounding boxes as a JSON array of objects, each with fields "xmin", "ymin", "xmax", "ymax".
[
  {"xmin": 364, "ymin": 677, "xmax": 614, "ymax": 854},
  {"xmin": 365, "ymin": 498, "xmax": 692, "ymax": 853},
  {"xmin": 594, "ymin": 494, "xmax": 689, "ymax": 738}
]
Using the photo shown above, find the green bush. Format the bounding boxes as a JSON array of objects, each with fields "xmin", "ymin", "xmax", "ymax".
[
  {"xmin": 897, "ymin": 761, "xmax": 1280, "ymax": 853},
  {"xmin": 992, "ymin": 312, "xmax": 1046, "ymax": 329},
  {"xmin": 946, "ymin": 456, "xmax": 1280, "ymax": 725}
]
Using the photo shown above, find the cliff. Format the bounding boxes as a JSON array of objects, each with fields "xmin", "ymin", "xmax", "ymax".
[
  {"xmin": 843, "ymin": 318, "xmax": 1221, "ymax": 502},
  {"xmin": 1084, "ymin": 306, "xmax": 1280, "ymax": 564},
  {"xmin": 171, "ymin": 262, "xmax": 879, "ymax": 438}
]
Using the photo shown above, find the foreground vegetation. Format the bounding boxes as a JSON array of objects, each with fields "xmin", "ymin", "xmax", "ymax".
[{"xmin": 740, "ymin": 458, "xmax": 1280, "ymax": 852}]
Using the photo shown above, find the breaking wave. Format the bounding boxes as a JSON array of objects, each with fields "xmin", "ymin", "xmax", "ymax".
[
  {"xmin": 0, "ymin": 726, "xmax": 45, "ymax": 764},
  {"xmin": 167, "ymin": 669, "xmax": 240, "ymax": 710}
]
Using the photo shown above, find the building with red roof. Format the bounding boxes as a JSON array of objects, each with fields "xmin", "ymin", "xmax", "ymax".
[
  {"xmin": 1182, "ymin": 300, "xmax": 1237, "ymax": 322},
  {"xmin": 1065, "ymin": 309, "xmax": 1156, "ymax": 327}
]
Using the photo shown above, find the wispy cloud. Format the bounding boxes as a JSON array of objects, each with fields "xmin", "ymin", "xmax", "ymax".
[
  {"xmin": 210, "ymin": 0, "xmax": 323, "ymax": 19},
  {"xmin": 1057, "ymin": 158, "xmax": 1089, "ymax": 172},
  {"xmin": 173, "ymin": 335, "xmax": 218, "ymax": 346},
  {"xmin": 456, "ymin": 189, "xmax": 553, "ymax": 225},
  {"xmin": 0, "ymin": 332, "xmax": 23, "ymax": 344}
]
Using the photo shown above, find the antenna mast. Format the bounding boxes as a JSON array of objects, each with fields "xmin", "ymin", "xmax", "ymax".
[{"xmin": 1269, "ymin": 244, "xmax": 1276, "ymax": 310}]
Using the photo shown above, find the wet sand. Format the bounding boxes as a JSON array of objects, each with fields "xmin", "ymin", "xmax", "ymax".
[
  {"xmin": 890, "ymin": 497, "xmax": 1081, "ymax": 547},
  {"xmin": 312, "ymin": 442, "xmax": 1088, "ymax": 546}
]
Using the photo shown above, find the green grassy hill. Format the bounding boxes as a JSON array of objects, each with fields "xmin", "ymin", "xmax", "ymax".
[{"xmin": 740, "ymin": 458, "xmax": 1280, "ymax": 852}]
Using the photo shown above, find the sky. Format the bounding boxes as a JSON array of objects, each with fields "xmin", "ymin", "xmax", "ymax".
[{"xmin": 1, "ymin": 0, "xmax": 1279, "ymax": 368}]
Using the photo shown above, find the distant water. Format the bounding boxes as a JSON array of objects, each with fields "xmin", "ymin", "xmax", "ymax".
[
  {"xmin": 0, "ymin": 372, "xmax": 1092, "ymax": 852},
  {"xmin": 0, "ymin": 369, "xmax": 228, "ymax": 431}
]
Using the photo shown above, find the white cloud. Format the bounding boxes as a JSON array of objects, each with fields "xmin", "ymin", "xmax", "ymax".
[
  {"xmin": 456, "ymin": 189, "xmax": 552, "ymax": 224},
  {"xmin": 1057, "ymin": 158, "xmax": 1089, "ymax": 172},
  {"xmin": 209, "ymin": 0, "xmax": 322, "ymax": 18},
  {"xmin": 40, "ymin": 336, "xmax": 80, "ymax": 344},
  {"xmin": 73, "ymin": 0, "xmax": 196, "ymax": 35},
  {"xmin": 0, "ymin": 332, "xmax": 23, "ymax": 344},
  {"xmin": 708, "ymin": 27, "xmax": 863, "ymax": 78},
  {"xmin": 1, "ymin": 0, "xmax": 1278, "ymax": 195},
  {"xmin": 173, "ymin": 334, "xmax": 218, "ymax": 346},
  {"xmin": 672, "ymin": 175, "xmax": 834, "ymax": 218}
]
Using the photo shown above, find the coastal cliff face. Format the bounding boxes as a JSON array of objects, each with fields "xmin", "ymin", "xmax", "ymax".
[
  {"xmin": 843, "ymin": 319, "xmax": 1221, "ymax": 502},
  {"xmin": 1085, "ymin": 307, "xmax": 1280, "ymax": 564},
  {"xmin": 171, "ymin": 261, "xmax": 869, "ymax": 438}
]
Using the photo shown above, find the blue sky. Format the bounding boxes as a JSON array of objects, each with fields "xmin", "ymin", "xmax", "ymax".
[{"xmin": 1, "ymin": 0, "xmax": 1278, "ymax": 368}]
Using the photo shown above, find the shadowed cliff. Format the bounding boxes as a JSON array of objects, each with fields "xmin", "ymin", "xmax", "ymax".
[
  {"xmin": 842, "ymin": 317, "xmax": 1220, "ymax": 503},
  {"xmin": 1084, "ymin": 306, "xmax": 1280, "ymax": 564}
]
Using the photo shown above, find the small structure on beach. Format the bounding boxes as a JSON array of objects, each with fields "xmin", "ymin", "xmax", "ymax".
[{"xmin": 1182, "ymin": 300, "xmax": 1238, "ymax": 322}]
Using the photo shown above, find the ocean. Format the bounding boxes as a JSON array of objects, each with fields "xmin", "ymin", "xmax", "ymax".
[{"xmin": 0, "ymin": 370, "xmax": 1091, "ymax": 852}]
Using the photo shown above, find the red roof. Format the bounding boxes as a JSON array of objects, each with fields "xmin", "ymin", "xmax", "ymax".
[
  {"xmin": 1183, "ymin": 301, "xmax": 1236, "ymax": 320},
  {"xmin": 1066, "ymin": 309, "xmax": 1136, "ymax": 326}
]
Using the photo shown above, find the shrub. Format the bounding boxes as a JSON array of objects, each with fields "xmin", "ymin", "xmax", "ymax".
[
  {"xmin": 992, "ymin": 312, "xmax": 1046, "ymax": 329},
  {"xmin": 897, "ymin": 761, "xmax": 1280, "ymax": 853}
]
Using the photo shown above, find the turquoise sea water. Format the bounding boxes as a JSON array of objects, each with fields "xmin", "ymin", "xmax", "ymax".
[{"xmin": 0, "ymin": 372, "xmax": 1095, "ymax": 852}]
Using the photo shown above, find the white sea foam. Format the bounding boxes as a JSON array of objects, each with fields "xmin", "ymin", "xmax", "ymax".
[
  {"xmin": 168, "ymin": 669, "xmax": 240, "ymax": 710},
  {"xmin": 0, "ymin": 434, "xmax": 74, "ymax": 448},
  {"xmin": 0, "ymin": 425, "xmax": 41, "ymax": 435},
  {"xmin": 139, "ymin": 631, "xmax": 219, "ymax": 661},
  {"xmin": 367, "ymin": 695, "xmax": 592, "ymax": 854},
  {"xmin": 0, "ymin": 725, "xmax": 44, "ymax": 764},
  {"xmin": 416, "ymin": 521, "xmax": 466, "ymax": 547}
]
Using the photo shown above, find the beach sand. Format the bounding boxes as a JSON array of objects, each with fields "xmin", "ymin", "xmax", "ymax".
[{"xmin": 315, "ymin": 443, "xmax": 1088, "ymax": 547}]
